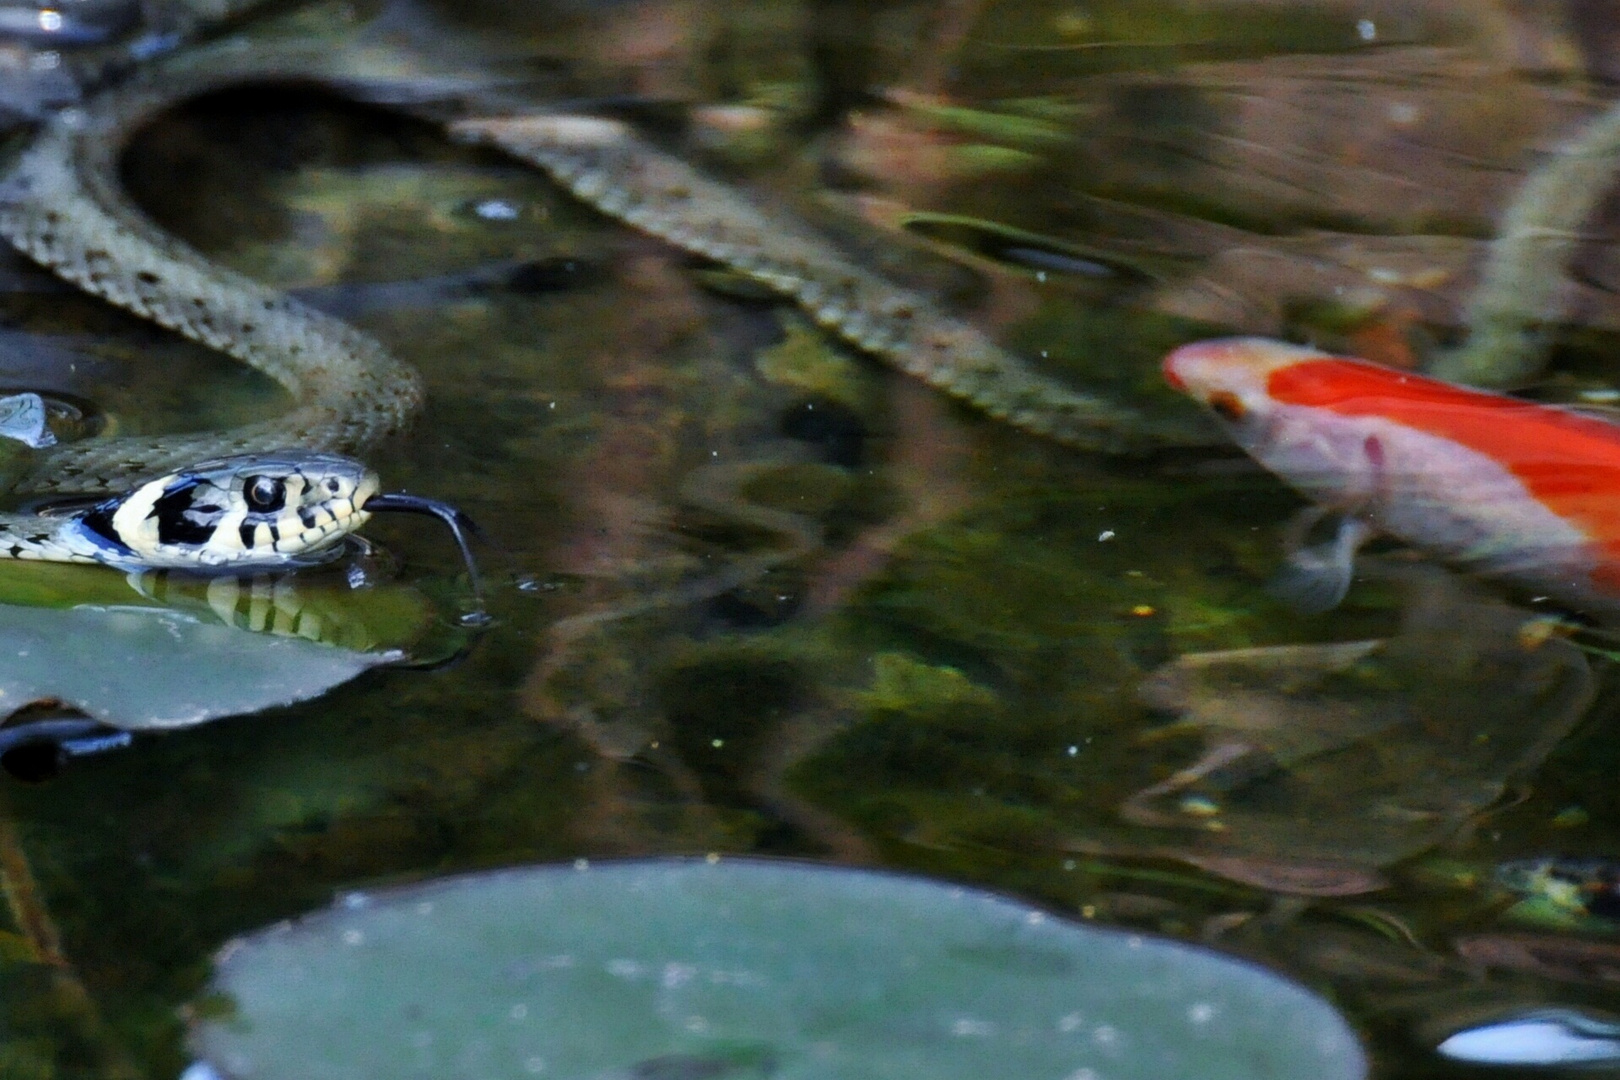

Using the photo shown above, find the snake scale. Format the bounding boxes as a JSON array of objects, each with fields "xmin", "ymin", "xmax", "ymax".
[{"xmin": 0, "ymin": 14, "xmax": 1206, "ymax": 566}]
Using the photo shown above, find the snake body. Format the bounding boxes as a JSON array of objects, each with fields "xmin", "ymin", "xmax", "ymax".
[
  {"xmin": 0, "ymin": 26, "xmax": 1204, "ymax": 567},
  {"xmin": 0, "ymin": 66, "xmax": 423, "ymax": 496},
  {"xmin": 452, "ymin": 115, "xmax": 1206, "ymax": 454}
]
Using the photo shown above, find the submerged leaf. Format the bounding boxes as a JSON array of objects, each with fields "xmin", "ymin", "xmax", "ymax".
[
  {"xmin": 898, "ymin": 210, "xmax": 1167, "ymax": 283},
  {"xmin": 1129, "ymin": 568, "xmax": 1594, "ymax": 868}
]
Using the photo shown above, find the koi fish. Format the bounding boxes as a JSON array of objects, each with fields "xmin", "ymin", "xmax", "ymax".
[{"xmin": 1162, "ymin": 337, "xmax": 1620, "ymax": 614}]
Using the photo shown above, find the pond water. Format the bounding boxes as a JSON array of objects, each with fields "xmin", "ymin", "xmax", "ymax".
[{"xmin": 4, "ymin": 0, "xmax": 1620, "ymax": 1076}]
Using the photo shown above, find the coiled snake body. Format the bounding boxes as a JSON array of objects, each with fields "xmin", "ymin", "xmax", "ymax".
[{"xmin": 0, "ymin": 25, "xmax": 1204, "ymax": 570}]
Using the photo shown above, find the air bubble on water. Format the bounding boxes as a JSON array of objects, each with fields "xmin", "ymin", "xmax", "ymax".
[{"xmin": 474, "ymin": 199, "xmax": 521, "ymax": 221}]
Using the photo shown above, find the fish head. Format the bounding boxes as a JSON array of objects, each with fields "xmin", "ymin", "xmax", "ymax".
[
  {"xmin": 1162, "ymin": 337, "xmax": 1327, "ymax": 435},
  {"xmin": 1162, "ymin": 337, "xmax": 1393, "ymax": 509}
]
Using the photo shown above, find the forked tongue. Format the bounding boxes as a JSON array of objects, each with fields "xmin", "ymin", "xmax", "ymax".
[{"xmin": 363, "ymin": 493, "xmax": 488, "ymax": 623}]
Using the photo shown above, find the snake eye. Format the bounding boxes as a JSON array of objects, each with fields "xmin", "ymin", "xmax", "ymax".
[
  {"xmin": 1208, "ymin": 391, "xmax": 1247, "ymax": 423},
  {"xmin": 245, "ymin": 475, "xmax": 286, "ymax": 512}
]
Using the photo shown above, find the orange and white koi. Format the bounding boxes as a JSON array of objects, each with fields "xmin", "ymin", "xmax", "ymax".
[{"xmin": 1163, "ymin": 337, "xmax": 1620, "ymax": 613}]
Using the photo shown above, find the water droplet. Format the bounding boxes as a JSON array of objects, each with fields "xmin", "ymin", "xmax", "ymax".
[
  {"xmin": 1180, "ymin": 794, "xmax": 1221, "ymax": 817},
  {"xmin": 474, "ymin": 199, "xmax": 521, "ymax": 221}
]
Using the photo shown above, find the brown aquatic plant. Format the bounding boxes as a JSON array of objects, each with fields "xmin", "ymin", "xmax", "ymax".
[
  {"xmin": 0, "ymin": 803, "xmax": 142, "ymax": 1079},
  {"xmin": 1457, "ymin": 932, "xmax": 1620, "ymax": 985}
]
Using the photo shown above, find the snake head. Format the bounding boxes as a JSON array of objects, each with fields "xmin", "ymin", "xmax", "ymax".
[{"xmin": 71, "ymin": 451, "xmax": 380, "ymax": 571}]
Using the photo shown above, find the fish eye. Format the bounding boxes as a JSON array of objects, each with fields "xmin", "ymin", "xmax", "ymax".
[
  {"xmin": 1208, "ymin": 391, "xmax": 1247, "ymax": 423},
  {"xmin": 245, "ymin": 475, "xmax": 286, "ymax": 512}
]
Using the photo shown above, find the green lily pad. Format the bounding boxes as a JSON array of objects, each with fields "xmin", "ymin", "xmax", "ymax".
[
  {"xmin": 191, "ymin": 857, "xmax": 1366, "ymax": 1080},
  {"xmin": 0, "ymin": 565, "xmax": 458, "ymax": 730},
  {"xmin": 0, "ymin": 604, "xmax": 392, "ymax": 731}
]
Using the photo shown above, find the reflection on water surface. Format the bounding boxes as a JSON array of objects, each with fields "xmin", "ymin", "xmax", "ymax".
[{"xmin": 6, "ymin": 0, "xmax": 1620, "ymax": 1076}]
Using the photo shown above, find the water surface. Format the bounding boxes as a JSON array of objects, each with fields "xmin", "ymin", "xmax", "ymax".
[{"xmin": 5, "ymin": 2, "xmax": 1620, "ymax": 1077}]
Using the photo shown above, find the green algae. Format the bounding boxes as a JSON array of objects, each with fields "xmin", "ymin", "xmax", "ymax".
[
  {"xmin": 752, "ymin": 316, "xmax": 878, "ymax": 414},
  {"xmin": 775, "ymin": 475, "xmax": 1304, "ymax": 865},
  {"xmin": 858, "ymin": 653, "xmax": 1002, "ymax": 718},
  {"xmin": 895, "ymin": 100, "xmax": 1075, "ymax": 150},
  {"xmin": 941, "ymin": 143, "xmax": 1048, "ymax": 176},
  {"xmin": 1006, "ymin": 303, "xmax": 1223, "ymax": 418}
]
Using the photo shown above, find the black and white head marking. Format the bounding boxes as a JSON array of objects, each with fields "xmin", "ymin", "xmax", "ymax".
[{"xmin": 71, "ymin": 451, "xmax": 380, "ymax": 571}]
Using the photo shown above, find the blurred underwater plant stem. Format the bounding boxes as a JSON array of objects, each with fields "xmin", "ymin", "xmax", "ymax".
[
  {"xmin": 1432, "ymin": 91, "xmax": 1620, "ymax": 386},
  {"xmin": 0, "ymin": 802, "xmax": 143, "ymax": 1079},
  {"xmin": 0, "ymin": 805, "xmax": 64, "ymax": 968}
]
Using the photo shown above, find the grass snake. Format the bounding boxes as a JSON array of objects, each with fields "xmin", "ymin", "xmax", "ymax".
[{"xmin": 0, "ymin": 16, "xmax": 1208, "ymax": 570}]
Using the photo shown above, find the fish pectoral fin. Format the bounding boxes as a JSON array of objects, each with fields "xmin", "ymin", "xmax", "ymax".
[{"xmin": 1268, "ymin": 510, "xmax": 1376, "ymax": 614}]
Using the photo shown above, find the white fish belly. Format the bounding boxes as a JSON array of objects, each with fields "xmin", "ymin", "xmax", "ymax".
[{"xmin": 1249, "ymin": 406, "xmax": 1595, "ymax": 584}]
